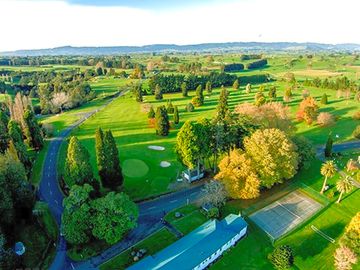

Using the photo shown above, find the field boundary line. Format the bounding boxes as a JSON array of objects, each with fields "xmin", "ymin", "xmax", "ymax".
[{"xmin": 311, "ymin": 225, "xmax": 335, "ymax": 243}]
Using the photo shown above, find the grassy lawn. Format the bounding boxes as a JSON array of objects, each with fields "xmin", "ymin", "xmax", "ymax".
[
  {"xmin": 164, "ymin": 204, "xmax": 199, "ymax": 223},
  {"xmin": 60, "ymin": 76, "xmax": 360, "ymax": 200},
  {"xmin": 172, "ymin": 210, "xmax": 208, "ymax": 235},
  {"xmin": 100, "ymin": 228, "xmax": 177, "ymax": 270}
]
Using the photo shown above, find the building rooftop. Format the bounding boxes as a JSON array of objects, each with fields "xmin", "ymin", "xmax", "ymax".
[{"xmin": 127, "ymin": 214, "xmax": 247, "ymax": 270}]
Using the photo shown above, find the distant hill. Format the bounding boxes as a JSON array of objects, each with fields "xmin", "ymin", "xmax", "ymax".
[{"xmin": 1, "ymin": 42, "xmax": 360, "ymax": 56}]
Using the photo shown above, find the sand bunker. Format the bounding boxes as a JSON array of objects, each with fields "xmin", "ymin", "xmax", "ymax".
[
  {"xmin": 148, "ymin": 145, "xmax": 165, "ymax": 151},
  {"xmin": 160, "ymin": 161, "xmax": 171, "ymax": 168}
]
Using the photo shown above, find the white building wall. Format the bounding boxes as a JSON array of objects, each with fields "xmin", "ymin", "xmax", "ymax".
[{"xmin": 193, "ymin": 226, "xmax": 248, "ymax": 270}]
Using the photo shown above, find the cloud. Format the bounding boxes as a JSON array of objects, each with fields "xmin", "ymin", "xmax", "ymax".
[
  {"xmin": 0, "ymin": 0, "xmax": 359, "ymax": 51},
  {"xmin": 65, "ymin": 0, "xmax": 222, "ymax": 9}
]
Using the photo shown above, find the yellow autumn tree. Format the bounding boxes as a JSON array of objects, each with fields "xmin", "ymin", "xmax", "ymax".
[
  {"xmin": 244, "ymin": 128, "xmax": 298, "ymax": 188},
  {"xmin": 215, "ymin": 149, "xmax": 260, "ymax": 199}
]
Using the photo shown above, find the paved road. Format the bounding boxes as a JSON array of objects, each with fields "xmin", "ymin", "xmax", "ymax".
[{"xmin": 316, "ymin": 140, "xmax": 360, "ymax": 158}]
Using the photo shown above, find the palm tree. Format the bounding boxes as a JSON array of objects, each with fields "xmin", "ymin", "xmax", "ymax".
[
  {"xmin": 320, "ymin": 161, "xmax": 336, "ymax": 194},
  {"xmin": 336, "ymin": 176, "xmax": 353, "ymax": 203}
]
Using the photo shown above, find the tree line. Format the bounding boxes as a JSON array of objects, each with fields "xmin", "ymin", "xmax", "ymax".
[
  {"xmin": 148, "ymin": 73, "xmax": 270, "ymax": 94},
  {"xmin": 303, "ymin": 76, "xmax": 359, "ymax": 92},
  {"xmin": 246, "ymin": 59, "xmax": 268, "ymax": 69},
  {"xmin": 0, "ymin": 55, "xmax": 136, "ymax": 69}
]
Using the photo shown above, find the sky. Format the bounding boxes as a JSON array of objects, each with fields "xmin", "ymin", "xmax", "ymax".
[{"xmin": 0, "ymin": 0, "xmax": 359, "ymax": 52}]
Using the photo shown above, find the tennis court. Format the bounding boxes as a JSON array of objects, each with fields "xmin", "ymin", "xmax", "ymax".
[{"xmin": 249, "ymin": 191, "xmax": 322, "ymax": 240}]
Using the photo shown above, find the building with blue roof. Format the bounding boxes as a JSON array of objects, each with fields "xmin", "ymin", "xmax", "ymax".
[{"xmin": 128, "ymin": 214, "xmax": 247, "ymax": 270}]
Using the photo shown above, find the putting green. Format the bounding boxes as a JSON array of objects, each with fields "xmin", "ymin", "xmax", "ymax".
[{"xmin": 122, "ymin": 159, "xmax": 149, "ymax": 178}]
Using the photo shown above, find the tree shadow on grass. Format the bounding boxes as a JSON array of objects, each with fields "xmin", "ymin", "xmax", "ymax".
[{"xmin": 293, "ymin": 222, "xmax": 344, "ymax": 260}]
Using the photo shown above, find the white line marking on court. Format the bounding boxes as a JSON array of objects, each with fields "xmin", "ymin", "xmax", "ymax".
[
  {"xmin": 48, "ymin": 182, "xmax": 50, "ymax": 187},
  {"xmin": 148, "ymin": 206, "xmax": 156, "ymax": 210},
  {"xmin": 170, "ymin": 199, "xmax": 178, "ymax": 203},
  {"xmin": 276, "ymin": 201, "xmax": 301, "ymax": 219},
  {"xmin": 190, "ymin": 192, "xmax": 197, "ymax": 196},
  {"xmin": 55, "ymin": 200, "xmax": 58, "ymax": 205}
]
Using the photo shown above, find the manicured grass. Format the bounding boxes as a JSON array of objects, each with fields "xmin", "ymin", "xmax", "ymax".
[
  {"xmin": 164, "ymin": 204, "xmax": 199, "ymax": 223},
  {"xmin": 100, "ymin": 228, "xmax": 177, "ymax": 270},
  {"xmin": 51, "ymin": 62, "xmax": 359, "ymax": 200},
  {"xmin": 164, "ymin": 204, "xmax": 208, "ymax": 235},
  {"xmin": 172, "ymin": 210, "xmax": 208, "ymax": 235}
]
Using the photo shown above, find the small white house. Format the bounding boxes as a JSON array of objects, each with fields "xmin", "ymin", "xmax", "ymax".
[
  {"xmin": 182, "ymin": 168, "xmax": 205, "ymax": 183},
  {"xmin": 128, "ymin": 214, "xmax": 248, "ymax": 270}
]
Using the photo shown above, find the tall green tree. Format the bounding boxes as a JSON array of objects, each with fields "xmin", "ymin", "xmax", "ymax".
[
  {"xmin": 214, "ymin": 86, "xmax": 230, "ymax": 123},
  {"xmin": 0, "ymin": 111, "xmax": 9, "ymax": 128},
  {"xmin": 191, "ymin": 85, "xmax": 204, "ymax": 107},
  {"xmin": 0, "ymin": 121, "xmax": 9, "ymax": 153},
  {"xmin": 155, "ymin": 106, "xmax": 170, "ymax": 136},
  {"xmin": 23, "ymin": 108, "xmax": 43, "ymax": 149},
  {"xmin": 181, "ymin": 82, "xmax": 188, "ymax": 97},
  {"xmin": 64, "ymin": 136, "xmax": 94, "ymax": 188},
  {"xmin": 324, "ymin": 134, "xmax": 333, "ymax": 158},
  {"xmin": 176, "ymin": 120, "xmax": 210, "ymax": 174},
  {"xmin": 102, "ymin": 130, "xmax": 123, "ymax": 189},
  {"xmin": 148, "ymin": 106, "xmax": 155, "ymax": 119},
  {"xmin": 173, "ymin": 105, "xmax": 179, "ymax": 124},
  {"xmin": 154, "ymin": 84, "xmax": 163, "ymax": 100},
  {"xmin": 7, "ymin": 120, "xmax": 29, "ymax": 168},
  {"xmin": 95, "ymin": 128, "xmax": 106, "ymax": 186},
  {"xmin": 91, "ymin": 192, "xmax": 138, "ymax": 244},
  {"xmin": 133, "ymin": 84, "xmax": 143, "ymax": 102},
  {"xmin": 61, "ymin": 184, "xmax": 93, "ymax": 245},
  {"xmin": 0, "ymin": 152, "xmax": 33, "ymax": 231},
  {"xmin": 205, "ymin": 81, "xmax": 212, "ymax": 95}
]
